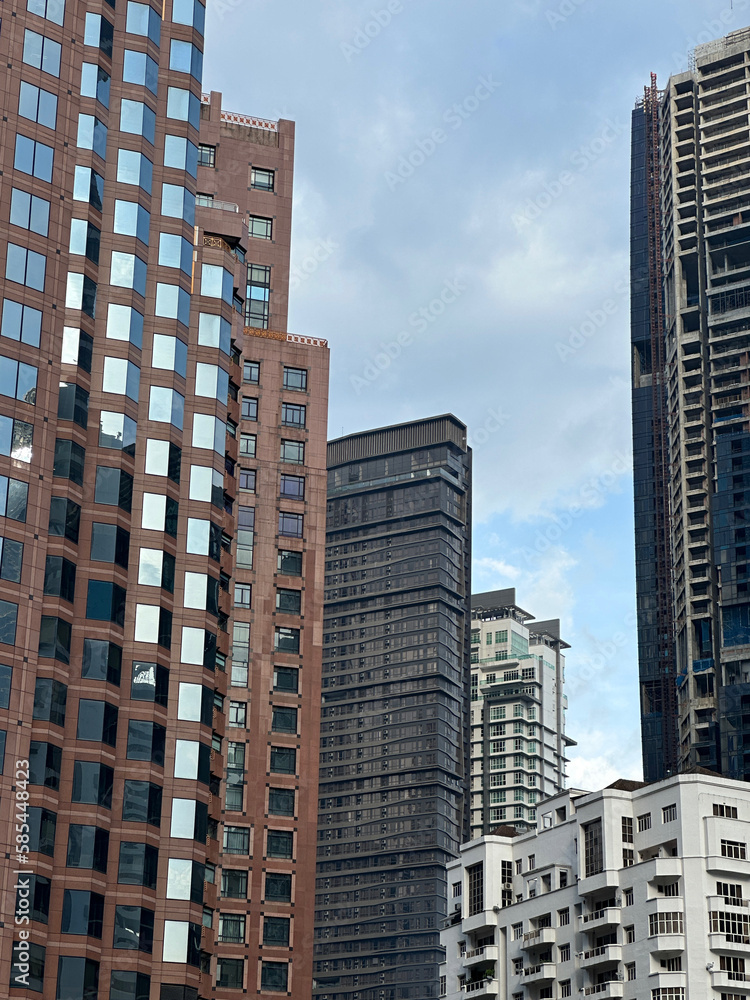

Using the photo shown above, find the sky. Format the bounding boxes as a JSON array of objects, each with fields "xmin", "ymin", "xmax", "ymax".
[{"xmin": 203, "ymin": 0, "xmax": 746, "ymax": 791}]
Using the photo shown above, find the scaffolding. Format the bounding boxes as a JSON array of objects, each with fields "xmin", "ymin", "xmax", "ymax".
[{"xmin": 644, "ymin": 72, "xmax": 679, "ymax": 776}]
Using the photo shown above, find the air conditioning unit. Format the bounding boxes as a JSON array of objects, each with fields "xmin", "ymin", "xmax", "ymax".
[{"xmin": 502, "ymin": 882, "xmax": 513, "ymax": 890}]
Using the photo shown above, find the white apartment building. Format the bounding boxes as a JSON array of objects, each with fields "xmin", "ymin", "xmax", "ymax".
[
  {"xmin": 470, "ymin": 590, "xmax": 574, "ymax": 836},
  {"xmin": 440, "ymin": 770, "xmax": 750, "ymax": 1000}
]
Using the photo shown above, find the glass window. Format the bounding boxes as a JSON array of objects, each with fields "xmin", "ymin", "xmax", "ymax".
[
  {"xmin": 95, "ymin": 466, "xmax": 133, "ymax": 511},
  {"xmin": 172, "ymin": 0, "xmax": 205, "ymax": 30},
  {"xmin": 122, "ymin": 780, "xmax": 162, "ymax": 825},
  {"xmin": 192, "ymin": 413, "xmax": 225, "ymax": 452},
  {"xmin": 280, "ymin": 440, "xmax": 304, "ymax": 464},
  {"xmin": 53, "ymin": 439, "xmax": 84, "ymax": 484},
  {"xmin": 249, "ymin": 215, "xmax": 272, "ymax": 240},
  {"xmin": 110, "ymin": 251, "xmax": 147, "ymax": 296},
  {"xmin": 61, "ymin": 327, "xmax": 94, "ymax": 371},
  {"xmin": 1, "ymin": 298, "xmax": 41, "ymax": 347},
  {"xmin": 27, "ymin": 0, "xmax": 65, "ymax": 23},
  {"xmin": 6, "ymin": 243, "xmax": 46, "ymax": 291},
  {"xmin": 0, "ymin": 354, "xmax": 37, "ymax": 405},
  {"xmin": 198, "ymin": 143, "xmax": 215, "ymax": 167},
  {"xmin": 113, "ymin": 201, "xmax": 150, "ymax": 246},
  {"xmin": 122, "ymin": 49, "xmax": 159, "ymax": 94},
  {"xmin": 161, "ymin": 183, "xmax": 195, "ymax": 224},
  {"xmin": 198, "ymin": 312, "xmax": 231, "ymax": 352},
  {"xmin": 15, "ymin": 874, "xmax": 50, "ymax": 924},
  {"xmin": 10, "ymin": 187, "xmax": 50, "ymax": 236},
  {"xmin": 65, "ymin": 271, "xmax": 98, "ymax": 317},
  {"xmin": 251, "ymin": 167, "xmax": 275, "ymax": 192},
  {"xmin": 276, "ymin": 589, "xmax": 301, "ymax": 614},
  {"xmin": 83, "ymin": 11, "xmax": 114, "ymax": 54},
  {"xmin": 32, "ymin": 680, "xmax": 67, "ymax": 729},
  {"xmin": 126, "ymin": 719, "xmax": 166, "ymax": 765},
  {"xmin": 270, "ymin": 746, "xmax": 296, "ymax": 774},
  {"xmin": 80, "ymin": 61, "xmax": 110, "ymax": 106},
  {"xmin": 148, "ymin": 385, "xmax": 184, "ymax": 429},
  {"xmin": 90, "ymin": 523, "xmax": 130, "ymax": 568},
  {"xmin": 263, "ymin": 916, "xmax": 290, "ymax": 946},
  {"xmin": 151, "ymin": 333, "xmax": 188, "ymax": 376},
  {"xmin": 221, "ymin": 869, "xmax": 248, "ymax": 898},
  {"xmin": 82, "ymin": 639, "xmax": 122, "ymax": 684},
  {"xmin": 188, "ymin": 465, "xmax": 223, "ymax": 505},
  {"xmin": 61, "ymin": 889, "xmax": 104, "ymax": 936},
  {"xmin": 72, "ymin": 761, "xmax": 114, "ymax": 808},
  {"xmin": 117, "ymin": 844, "xmax": 158, "ymax": 889},
  {"xmin": 278, "ymin": 549, "xmax": 302, "ymax": 575},
  {"xmin": 37, "ymin": 616, "xmax": 70, "ymax": 661},
  {"xmin": 43, "ymin": 555, "xmax": 75, "ymax": 601},
  {"xmin": 68, "ymin": 218, "xmax": 101, "ymax": 263},
  {"xmin": 126, "ymin": 1, "xmax": 161, "ymax": 43},
  {"xmin": 261, "ymin": 961, "xmax": 288, "ymax": 993},
  {"xmin": 110, "ymin": 971, "xmax": 152, "ymax": 1000},
  {"xmin": 102, "ymin": 356, "xmax": 141, "ymax": 400},
  {"xmin": 283, "ymin": 366, "xmax": 307, "ymax": 391},
  {"xmin": 155, "ymin": 281, "xmax": 191, "ymax": 325},
  {"xmin": 66, "ymin": 824, "xmax": 109, "ymax": 872},
  {"xmin": 106, "ymin": 303, "xmax": 144, "ymax": 348},
  {"xmin": 99, "ymin": 412, "xmax": 137, "ymax": 454},
  {"xmin": 195, "ymin": 362, "xmax": 229, "ymax": 401},
  {"xmin": 113, "ymin": 905, "xmax": 155, "ymax": 952},
  {"xmin": 86, "ymin": 580, "xmax": 126, "ymax": 626},
  {"xmin": 144, "ymin": 439, "xmax": 181, "ymax": 482},
  {"xmin": 137, "ymin": 549, "xmax": 175, "ymax": 592},
  {"xmin": 267, "ymin": 829, "xmax": 293, "ymax": 859},
  {"xmin": 273, "ymin": 666, "xmax": 298, "ymax": 693},
  {"xmin": 281, "ymin": 402, "xmax": 306, "ymax": 428},
  {"xmin": 77, "ymin": 112, "xmax": 107, "ymax": 157},
  {"xmin": 141, "ymin": 493, "xmax": 179, "ymax": 536},
  {"xmin": 272, "ymin": 706, "xmax": 298, "ymax": 734},
  {"xmin": 162, "ymin": 920, "xmax": 201, "ymax": 966},
  {"xmin": 280, "ymin": 474, "xmax": 304, "ymax": 500},
  {"xmin": 117, "ymin": 149, "xmax": 153, "ymax": 192},
  {"xmin": 0, "ymin": 664, "xmax": 11, "ymax": 709},
  {"xmin": 158, "ymin": 232, "xmax": 192, "ymax": 273},
  {"xmin": 19, "ymin": 80, "xmax": 57, "ymax": 128},
  {"xmin": 269, "ymin": 788, "xmax": 295, "ymax": 817},
  {"xmin": 223, "ymin": 825, "xmax": 250, "ymax": 854},
  {"xmin": 28, "ymin": 806, "xmax": 57, "ymax": 855},
  {"xmin": 29, "ymin": 741, "xmax": 62, "ymax": 789},
  {"xmin": 279, "ymin": 512, "xmax": 303, "ymax": 539},
  {"xmin": 14, "ymin": 133, "xmax": 54, "ymax": 182},
  {"xmin": 241, "ymin": 396, "xmax": 258, "ymax": 420},
  {"xmin": 57, "ymin": 382, "xmax": 89, "ymax": 428},
  {"xmin": 201, "ymin": 263, "xmax": 233, "ymax": 302},
  {"xmin": 120, "ymin": 98, "xmax": 156, "ymax": 143},
  {"xmin": 239, "ymin": 468, "xmax": 256, "ymax": 492},
  {"xmin": 164, "ymin": 134, "xmax": 198, "ymax": 175},
  {"xmin": 166, "ymin": 86, "xmax": 200, "ymax": 128},
  {"xmin": 169, "ymin": 38, "xmax": 203, "ymax": 77},
  {"xmin": 264, "ymin": 872, "xmax": 291, "ymax": 902},
  {"xmin": 72, "ymin": 165, "xmax": 104, "ymax": 209},
  {"xmin": 76, "ymin": 699, "xmax": 118, "ymax": 746}
]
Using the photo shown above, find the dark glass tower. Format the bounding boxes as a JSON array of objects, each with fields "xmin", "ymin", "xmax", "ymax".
[
  {"xmin": 630, "ymin": 84, "xmax": 679, "ymax": 781},
  {"xmin": 313, "ymin": 415, "xmax": 472, "ymax": 1000}
]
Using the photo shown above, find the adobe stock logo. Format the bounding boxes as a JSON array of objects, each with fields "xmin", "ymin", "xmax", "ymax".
[{"xmin": 341, "ymin": 2, "xmax": 404, "ymax": 61}]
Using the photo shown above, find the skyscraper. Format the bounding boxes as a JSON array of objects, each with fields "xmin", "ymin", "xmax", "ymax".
[
  {"xmin": 0, "ymin": 2, "xmax": 328, "ymax": 994},
  {"xmin": 314, "ymin": 415, "xmax": 472, "ymax": 1000},
  {"xmin": 631, "ymin": 28, "xmax": 750, "ymax": 780},
  {"xmin": 469, "ymin": 590, "xmax": 573, "ymax": 838}
]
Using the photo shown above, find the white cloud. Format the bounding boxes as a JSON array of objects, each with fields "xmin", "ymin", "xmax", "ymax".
[{"xmin": 566, "ymin": 729, "xmax": 643, "ymax": 792}]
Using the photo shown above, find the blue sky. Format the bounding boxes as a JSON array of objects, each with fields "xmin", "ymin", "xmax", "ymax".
[{"xmin": 204, "ymin": 0, "xmax": 745, "ymax": 789}]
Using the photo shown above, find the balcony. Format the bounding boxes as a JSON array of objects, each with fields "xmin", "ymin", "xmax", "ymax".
[
  {"xmin": 582, "ymin": 984, "xmax": 624, "ymax": 998},
  {"xmin": 578, "ymin": 870, "xmax": 621, "ymax": 896},
  {"xmin": 462, "ymin": 979, "xmax": 498, "ymax": 998},
  {"xmin": 711, "ymin": 970, "xmax": 750, "ymax": 993},
  {"xmin": 463, "ymin": 946, "xmax": 498, "ymax": 968},
  {"xmin": 461, "ymin": 910, "xmax": 498, "ymax": 935},
  {"xmin": 578, "ymin": 907, "xmax": 621, "ymax": 932},
  {"xmin": 580, "ymin": 945, "xmax": 622, "ymax": 969},
  {"xmin": 521, "ymin": 927, "xmax": 556, "ymax": 950},
  {"xmin": 649, "ymin": 933, "xmax": 685, "ymax": 956},
  {"xmin": 709, "ymin": 932, "xmax": 750, "ymax": 955},
  {"xmin": 708, "ymin": 894, "xmax": 750, "ymax": 911},
  {"xmin": 522, "ymin": 964, "xmax": 555, "ymax": 984}
]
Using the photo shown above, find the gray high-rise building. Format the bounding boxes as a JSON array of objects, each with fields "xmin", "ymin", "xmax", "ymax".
[
  {"xmin": 313, "ymin": 415, "xmax": 472, "ymax": 1000},
  {"xmin": 631, "ymin": 27, "xmax": 750, "ymax": 781}
]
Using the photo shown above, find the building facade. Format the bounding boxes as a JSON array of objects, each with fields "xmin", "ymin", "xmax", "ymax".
[
  {"xmin": 631, "ymin": 28, "xmax": 750, "ymax": 780},
  {"xmin": 469, "ymin": 590, "xmax": 573, "ymax": 839},
  {"xmin": 314, "ymin": 415, "xmax": 473, "ymax": 1000},
  {"xmin": 441, "ymin": 771, "xmax": 750, "ymax": 1000},
  {"xmin": 0, "ymin": 1, "xmax": 328, "ymax": 993}
]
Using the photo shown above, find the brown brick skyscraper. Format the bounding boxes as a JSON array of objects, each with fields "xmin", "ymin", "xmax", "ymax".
[{"xmin": 0, "ymin": 1, "xmax": 328, "ymax": 995}]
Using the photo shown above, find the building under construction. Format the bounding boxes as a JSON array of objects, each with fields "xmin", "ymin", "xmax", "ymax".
[{"xmin": 631, "ymin": 28, "xmax": 750, "ymax": 780}]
